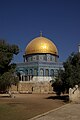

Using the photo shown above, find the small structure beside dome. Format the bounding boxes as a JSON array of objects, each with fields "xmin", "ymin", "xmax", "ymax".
[{"xmin": 11, "ymin": 35, "xmax": 63, "ymax": 93}]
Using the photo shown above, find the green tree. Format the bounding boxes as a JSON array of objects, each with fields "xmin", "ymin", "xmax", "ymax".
[
  {"xmin": 0, "ymin": 40, "xmax": 19, "ymax": 92},
  {"xmin": 52, "ymin": 52, "xmax": 80, "ymax": 95},
  {"xmin": 63, "ymin": 52, "xmax": 80, "ymax": 89},
  {"xmin": 52, "ymin": 70, "xmax": 65, "ymax": 96}
]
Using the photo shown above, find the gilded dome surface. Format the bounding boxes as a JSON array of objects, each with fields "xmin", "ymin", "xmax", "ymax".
[{"xmin": 25, "ymin": 36, "xmax": 58, "ymax": 55}]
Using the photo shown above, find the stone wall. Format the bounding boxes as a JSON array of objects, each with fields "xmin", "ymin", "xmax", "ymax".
[{"xmin": 11, "ymin": 81, "xmax": 53, "ymax": 94}]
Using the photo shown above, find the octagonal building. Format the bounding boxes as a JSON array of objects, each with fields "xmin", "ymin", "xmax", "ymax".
[{"xmin": 16, "ymin": 34, "xmax": 63, "ymax": 83}]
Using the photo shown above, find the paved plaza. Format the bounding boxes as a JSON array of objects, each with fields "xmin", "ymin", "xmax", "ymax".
[
  {"xmin": 0, "ymin": 94, "xmax": 65, "ymax": 120},
  {"xmin": 1, "ymin": 94, "xmax": 80, "ymax": 120},
  {"xmin": 29, "ymin": 103, "xmax": 80, "ymax": 120}
]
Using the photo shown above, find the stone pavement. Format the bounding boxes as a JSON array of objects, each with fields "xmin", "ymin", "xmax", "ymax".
[{"xmin": 29, "ymin": 103, "xmax": 80, "ymax": 120}]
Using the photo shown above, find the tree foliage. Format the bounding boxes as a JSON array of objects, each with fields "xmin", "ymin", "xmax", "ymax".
[
  {"xmin": 63, "ymin": 52, "xmax": 80, "ymax": 88},
  {"xmin": 52, "ymin": 52, "xmax": 80, "ymax": 95},
  {"xmin": 0, "ymin": 40, "xmax": 19, "ymax": 92}
]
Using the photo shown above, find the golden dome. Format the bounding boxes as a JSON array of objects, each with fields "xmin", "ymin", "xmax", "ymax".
[{"xmin": 25, "ymin": 36, "xmax": 58, "ymax": 55}]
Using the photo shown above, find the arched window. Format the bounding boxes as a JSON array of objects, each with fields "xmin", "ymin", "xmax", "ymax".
[
  {"xmin": 45, "ymin": 69, "xmax": 49, "ymax": 76},
  {"xmin": 25, "ymin": 69, "xmax": 28, "ymax": 75},
  {"xmin": 40, "ymin": 69, "xmax": 44, "ymax": 76},
  {"xmin": 50, "ymin": 69, "xmax": 54, "ymax": 76},
  {"xmin": 34, "ymin": 69, "xmax": 38, "ymax": 76},
  {"xmin": 30, "ymin": 69, "xmax": 33, "ymax": 75}
]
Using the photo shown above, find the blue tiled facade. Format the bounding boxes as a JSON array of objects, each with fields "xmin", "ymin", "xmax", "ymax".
[{"xmin": 16, "ymin": 53, "xmax": 63, "ymax": 81}]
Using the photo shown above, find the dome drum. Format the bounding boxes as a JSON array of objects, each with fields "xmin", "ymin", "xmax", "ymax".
[{"xmin": 23, "ymin": 53, "xmax": 58, "ymax": 63}]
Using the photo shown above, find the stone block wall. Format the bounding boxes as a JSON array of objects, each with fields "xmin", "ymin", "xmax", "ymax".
[{"xmin": 11, "ymin": 81, "xmax": 53, "ymax": 94}]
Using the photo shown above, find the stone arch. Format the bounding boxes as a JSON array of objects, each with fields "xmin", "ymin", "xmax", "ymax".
[
  {"xmin": 30, "ymin": 69, "xmax": 33, "ymax": 75},
  {"xmin": 45, "ymin": 69, "xmax": 49, "ymax": 76},
  {"xmin": 50, "ymin": 69, "xmax": 54, "ymax": 76},
  {"xmin": 34, "ymin": 69, "xmax": 38, "ymax": 76}
]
